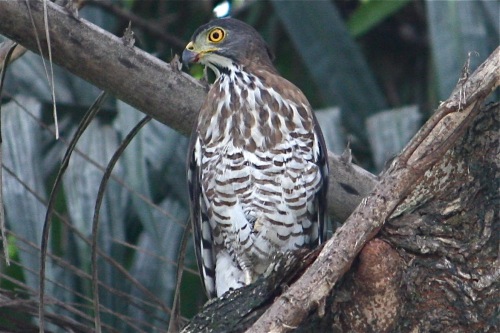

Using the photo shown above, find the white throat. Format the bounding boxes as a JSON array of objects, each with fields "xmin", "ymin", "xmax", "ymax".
[{"xmin": 201, "ymin": 53, "xmax": 239, "ymax": 79}]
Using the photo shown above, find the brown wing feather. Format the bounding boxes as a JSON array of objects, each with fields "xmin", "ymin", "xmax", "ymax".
[
  {"xmin": 254, "ymin": 67, "xmax": 329, "ymax": 244},
  {"xmin": 312, "ymin": 111, "xmax": 329, "ymax": 244},
  {"xmin": 187, "ymin": 129, "xmax": 217, "ymax": 298}
]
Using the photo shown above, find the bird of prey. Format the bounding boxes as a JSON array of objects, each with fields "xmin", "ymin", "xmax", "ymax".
[{"xmin": 183, "ymin": 18, "xmax": 328, "ymax": 299}]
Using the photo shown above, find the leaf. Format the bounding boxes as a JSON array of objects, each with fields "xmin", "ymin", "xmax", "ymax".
[
  {"xmin": 61, "ymin": 115, "xmax": 130, "ymax": 325},
  {"xmin": 271, "ymin": 1, "xmax": 387, "ymax": 143},
  {"xmin": 1, "ymin": 49, "xmax": 75, "ymax": 104},
  {"xmin": 1, "ymin": 96, "xmax": 57, "ymax": 292},
  {"xmin": 366, "ymin": 105, "xmax": 422, "ymax": 171},
  {"xmin": 115, "ymin": 102, "xmax": 192, "ymax": 325},
  {"xmin": 347, "ymin": 0, "xmax": 412, "ymax": 38},
  {"xmin": 114, "ymin": 101, "xmax": 189, "ymax": 237},
  {"xmin": 127, "ymin": 198, "xmax": 187, "ymax": 328},
  {"xmin": 426, "ymin": 0, "xmax": 499, "ymax": 99}
]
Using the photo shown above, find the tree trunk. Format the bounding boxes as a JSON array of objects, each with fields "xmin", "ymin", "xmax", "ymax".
[{"xmin": 339, "ymin": 102, "xmax": 499, "ymax": 333}]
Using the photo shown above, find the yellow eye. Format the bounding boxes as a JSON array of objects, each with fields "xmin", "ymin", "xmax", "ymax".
[{"xmin": 208, "ymin": 28, "xmax": 225, "ymax": 43}]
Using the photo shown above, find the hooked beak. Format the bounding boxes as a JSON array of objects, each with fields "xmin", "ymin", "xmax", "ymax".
[
  {"xmin": 182, "ymin": 42, "xmax": 199, "ymax": 68},
  {"xmin": 182, "ymin": 41, "xmax": 219, "ymax": 68}
]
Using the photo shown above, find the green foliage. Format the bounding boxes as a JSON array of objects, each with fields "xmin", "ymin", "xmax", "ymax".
[
  {"xmin": 272, "ymin": 0, "xmax": 387, "ymax": 145},
  {"xmin": 0, "ymin": 235, "xmax": 24, "ymax": 291},
  {"xmin": 347, "ymin": 0, "xmax": 412, "ymax": 38},
  {"xmin": 426, "ymin": 0, "xmax": 499, "ymax": 99}
]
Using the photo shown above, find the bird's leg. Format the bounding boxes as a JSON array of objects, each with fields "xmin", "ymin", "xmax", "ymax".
[
  {"xmin": 244, "ymin": 269, "xmax": 253, "ymax": 285},
  {"xmin": 237, "ymin": 256, "xmax": 254, "ymax": 285}
]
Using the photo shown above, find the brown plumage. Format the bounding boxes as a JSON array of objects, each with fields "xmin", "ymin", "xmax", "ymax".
[{"xmin": 183, "ymin": 18, "xmax": 329, "ymax": 299}]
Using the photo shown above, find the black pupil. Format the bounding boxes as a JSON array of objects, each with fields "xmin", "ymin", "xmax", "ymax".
[{"xmin": 212, "ymin": 32, "xmax": 220, "ymax": 40}]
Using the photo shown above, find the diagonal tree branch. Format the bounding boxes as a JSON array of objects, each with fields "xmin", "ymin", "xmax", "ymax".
[
  {"xmin": 244, "ymin": 47, "xmax": 499, "ymax": 333},
  {"xmin": 0, "ymin": 0, "xmax": 377, "ymax": 222},
  {"xmin": 0, "ymin": 0, "xmax": 204, "ymax": 136}
]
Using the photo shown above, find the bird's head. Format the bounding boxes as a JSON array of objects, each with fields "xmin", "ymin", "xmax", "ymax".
[{"xmin": 182, "ymin": 18, "xmax": 274, "ymax": 75}]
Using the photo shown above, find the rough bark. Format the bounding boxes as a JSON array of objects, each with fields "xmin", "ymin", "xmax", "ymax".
[
  {"xmin": 336, "ymin": 104, "xmax": 499, "ymax": 333},
  {"xmin": 0, "ymin": 0, "xmax": 377, "ymax": 223}
]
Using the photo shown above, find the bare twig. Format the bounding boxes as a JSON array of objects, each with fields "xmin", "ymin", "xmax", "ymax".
[
  {"xmin": 2, "ymin": 160, "xmax": 172, "ymax": 332},
  {"xmin": 91, "ymin": 115, "xmax": 151, "ymax": 333},
  {"xmin": 26, "ymin": 0, "xmax": 59, "ymax": 139}
]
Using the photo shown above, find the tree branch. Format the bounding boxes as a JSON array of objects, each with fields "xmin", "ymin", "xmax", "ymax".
[
  {"xmin": 0, "ymin": 0, "xmax": 204, "ymax": 136},
  {"xmin": 0, "ymin": 0, "xmax": 377, "ymax": 222},
  {"xmin": 244, "ymin": 47, "xmax": 498, "ymax": 333}
]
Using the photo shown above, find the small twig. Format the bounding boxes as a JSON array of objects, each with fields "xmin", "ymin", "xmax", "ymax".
[
  {"xmin": 26, "ymin": 0, "xmax": 59, "ymax": 140},
  {"xmin": 167, "ymin": 219, "xmax": 192, "ymax": 333},
  {"xmin": 1, "ymin": 115, "xmax": 174, "ymax": 330},
  {"xmin": 42, "ymin": 0, "xmax": 59, "ymax": 139},
  {"xmin": 91, "ymin": 115, "xmax": 151, "ymax": 333}
]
